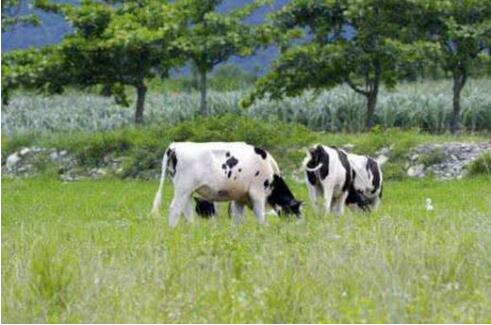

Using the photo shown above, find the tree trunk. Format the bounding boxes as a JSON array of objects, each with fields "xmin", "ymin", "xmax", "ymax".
[
  {"xmin": 199, "ymin": 69, "xmax": 209, "ymax": 116},
  {"xmin": 365, "ymin": 60, "xmax": 381, "ymax": 130},
  {"xmin": 366, "ymin": 90, "xmax": 378, "ymax": 129},
  {"xmin": 135, "ymin": 83, "xmax": 147, "ymax": 125},
  {"xmin": 450, "ymin": 69, "xmax": 466, "ymax": 134}
]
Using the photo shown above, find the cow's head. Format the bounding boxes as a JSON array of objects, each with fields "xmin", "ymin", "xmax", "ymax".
[{"xmin": 267, "ymin": 175, "xmax": 303, "ymax": 217}]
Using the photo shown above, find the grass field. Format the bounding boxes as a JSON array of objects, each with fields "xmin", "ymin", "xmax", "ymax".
[{"xmin": 2, "ymin": 176, "xmax": 490, "ymax": 323}]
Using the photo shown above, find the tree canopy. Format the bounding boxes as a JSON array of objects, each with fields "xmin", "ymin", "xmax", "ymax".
[
  {"xmin": 247, "ymin": 0, "xmax": 439, "ymax": 129},
  {"xmin": 176, "ymin": 0, "xmax": 268, "ymax": 116}
]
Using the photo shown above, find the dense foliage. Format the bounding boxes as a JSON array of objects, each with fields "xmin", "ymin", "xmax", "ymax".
[{"xmin": 1, "ymin": 0, "xmax": 491, "ymax": 132}]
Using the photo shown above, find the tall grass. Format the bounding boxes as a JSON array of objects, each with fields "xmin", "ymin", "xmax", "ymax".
[
  {"xmin": 2, "ymin": 177, "xmax": 491, "ymax": 322},
  {"xmin": 2, "ymin": 79, "xmax": 491, "ymax": 135}
]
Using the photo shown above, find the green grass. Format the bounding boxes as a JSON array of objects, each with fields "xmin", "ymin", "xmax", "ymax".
[{"xmin": 2, "ymin": 176, "xmax": 490, "ymax": 323}]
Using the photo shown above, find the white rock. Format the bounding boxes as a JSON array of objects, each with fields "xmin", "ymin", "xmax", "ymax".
[
  {"xmin": 19, "ymin": 148, "xmax": 30, "ymax": 156},
  {"xmin": 342, "ymin": 143, "xmax": 355, "ymax": 152},
  {"xmin": 407, "ymin": 164, "xmax": 425, "ymax": 178},
  {"xmin": 6, "ymin": 153, "xmax": 21, "ymax": 171},
  {"xmin": 49, "ymin": 151, "xmax": 60, "ymax": 161}
]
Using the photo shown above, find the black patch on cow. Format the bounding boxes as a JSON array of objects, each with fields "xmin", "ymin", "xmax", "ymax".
[
  {"xmin": 194, "ymin": 197, "xmax": 215, "ymax": 218},
  {"xmin": 225, "ymin": 156, "xmax": 239, "ymax": 169},
  {"xmin": 306, "ymin": 171, "xmax": 317, "ymax": 185},
  {"xmin": 346, "ymin": 187, "xmax": 371, "ymax": 212},
  {"xmin": 234, "ymin": 176, "xmax": 237, "ymax": 180},
  {"xmin": 306, "ymin": 145, "xmax": 330, "ymax": 180},
  {"xmin": 267, "ymin": 175, "xmax": 302, "ymax": 217},
  {"xmin": 264, "ymin": 179, "xmax": 270, "ymax": 189},
  {"xmin": 254, "ymin": 147, "xmax": 267, "ymax": 159},
  {"xmin": 166, "ymin": 148, "xmax": 178, "ymax": 177},
  {"xmin": 366, "ymin": 157, "xmax": 381, "ymax": 193},
  {"xmin": 227, "ymin": 171, "xmax": 232, "ymax": 178},
  {"xmin": 221, "ymin": 164, "xmax": 226, "ymax": 169},
  {"xmin": 238, "ymin": 168, "xmax": 242, "ymax": 172},
  {"xmin": 226, "ymin": 151, "xmax": 230, "ymax": 157},
  {"xmin": 335, "ymin": 148, "xmax": 352, "ymax": 192},
  {"xmin": 255, "ymin": 171, "xmax": 260, "ymax": 176}
]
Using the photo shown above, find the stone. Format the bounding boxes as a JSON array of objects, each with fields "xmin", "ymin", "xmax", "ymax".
[
  {"xmin": 407, "ymin": 164, "xmax": 425, "ymax": 178},
  {"xmin": 6, "ymin": 153, "xmax": 21, "ymax": 171},
  {"xmin": 49, "ymin": 151, "xmax": 60, "ymax": 161},
  {"xmin": 19, "ymin": 148, "xmax": 31, "ymax": 156},
  {"xmin": 342, "ymin": 143, "xmax": 355, "ymax": 152}
]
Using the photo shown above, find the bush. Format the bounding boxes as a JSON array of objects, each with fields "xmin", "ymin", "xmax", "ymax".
[
  {"xmin": 466, "ymin": 152, "xmax": 491, "ymax": 177},
  {"xmin": 418, "ymin": 148, "xmax": 445, "ymax": 166}
]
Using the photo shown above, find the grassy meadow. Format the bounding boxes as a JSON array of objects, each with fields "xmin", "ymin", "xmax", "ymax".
[{"xmin": 2, "ymin": 176, "xmax": 491, "ymax": 323}]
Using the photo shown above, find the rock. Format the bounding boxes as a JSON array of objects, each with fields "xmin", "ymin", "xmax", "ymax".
[
  {"xmin": 410, "ymin": 154, "xmax": 419, "ymax": 161},
  {"xmin": 49, "ymin": 151, "xmax": 60, "ymax": 161},
  {"xmin": 376, "ymin": 146, "xmax": 392, "ymax": 157},
  {"xmin": 407, "ymin": 164, "xmax": 425, "ymax": 178},
  {"xmin": 342, "ymin": 143, "xmax": 355, "ymax": 152},
  {"xmin": 6, "ymin": 153, "xmax": 21, "ymax": 171},
  {"xmin": 19, "ymin": 148, "xmax": 31, "ymax": 156}
]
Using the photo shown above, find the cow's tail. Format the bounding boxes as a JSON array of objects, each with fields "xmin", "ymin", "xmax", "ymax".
[{"xmin": 151, "ymin": 147, "xmax": 171, "ymax": 215}]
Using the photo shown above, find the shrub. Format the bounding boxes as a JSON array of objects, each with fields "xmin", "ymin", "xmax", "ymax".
[
  {"xmin": 418, "ymin": 148, "xmax": 445, "ymax": 166},
  {"xmin": 466, "ymin": 152, "xmax": 491, "ymax": 177}
]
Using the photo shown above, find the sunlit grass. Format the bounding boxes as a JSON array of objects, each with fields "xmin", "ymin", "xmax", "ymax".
[{"xmin": 2, "ymin": 176, "xmax": 490, "ymax": 323}]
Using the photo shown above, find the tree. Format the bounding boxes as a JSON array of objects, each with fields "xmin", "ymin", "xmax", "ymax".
[
  {"xmin": 176, "ymin": 0, "xmax": 266, "ymax": 116},
  {"xmin": 2, "ymin": 0, "xmax": 41, "ymax": 31},
  {"xmin": 3, "ymin": 0, "xmax": 183, "ymax": 125},
  {"xmin": 247, "ymin": 0, "xmax": 437, "ymax": 129},
  {"xmin": 415, "ymin": 1, "xmax": 491, "ymax": 134}
]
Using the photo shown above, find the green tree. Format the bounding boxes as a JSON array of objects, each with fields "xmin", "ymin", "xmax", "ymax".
[
  {"xmin": 247, "ymin": 0, "xmax": 436, "ymax": 129},
  {"xmin": 3, "ymin": 0, "xmax": 183, "ymax": 125},
  {"xmin": 415, "ymin": 1, "xmax": 491, "ymax": 134},
  {"xmin": 2, "ymin": 0, "xmax": 40, "ymax": 31},
  {"xmin": 176, "ymin": 0, "xmax": 267, "ymax": 116}
]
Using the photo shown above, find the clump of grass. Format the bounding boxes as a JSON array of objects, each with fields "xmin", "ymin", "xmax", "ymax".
[
  {"xmin": 466, "ymin": 152, "xmax": 491, "ymax": 176},
  {"xmin": 418, "ymin": 148, "xmax": 446, "ymax": 166}
]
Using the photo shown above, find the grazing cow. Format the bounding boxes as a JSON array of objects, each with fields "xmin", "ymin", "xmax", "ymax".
[
  {"xmin": 345, "ymin": 153, "xmax": 385, "ymax": 212},
  {"xmin": 151, "ymin": 142, "xmax": 302, "ymax": 227},
  {"xmin": 302, "ymin": 145, "xmax": 353, "ymax": 215},
  {"xmin": 303, "ymin": 144, "xmax": 386, "ymax": 215}
]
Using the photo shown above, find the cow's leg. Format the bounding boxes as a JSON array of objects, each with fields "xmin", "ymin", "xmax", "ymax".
[
  {"xmin": 252, "ymin": 199, "xmax": 266, "ymax": 225},
  {"xmin": 230, "ymin": 201, "xmax": 245, "ymax": 224},
  {"xmin": 183, "ymin": 197, "xmax": 195, "ymax": 223},
  {"xmin": 168, "ymin": 189, "xmax": 191, "ymax": 228},
  {"xmin": 322, "ymin": 182, "xmax": 335, "ymax": 215},
  {"xmin": 332, "ymin": 191, "xmax": 348, "ymax": 215}
]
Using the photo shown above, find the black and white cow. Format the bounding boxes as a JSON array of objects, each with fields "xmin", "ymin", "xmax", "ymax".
[
  {"xmin": 302, "ymin": 145, "xmax": 385, "ymax": 215},
  {"xmin": 302, "ymin": 145, "xmax": 353, "ymax": 215},
  {"xmin": 151, "ymin": 142, "xmax": 302, "ymax": 227},
  {"xmin": 345, "ymin": 152, "xmax": 385, "ymax": 212}
]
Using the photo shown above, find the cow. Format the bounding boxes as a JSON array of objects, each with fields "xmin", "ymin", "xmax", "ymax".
[
  {"xmin": 345, "ymin": 152, "xmax": 385, "ymax": 212},
  {"xmin": 151, "ymin": 142, "xmax": 302, "ymax": 227},
  {"xmin": 302, "ymin": 145, "xmax": 353, "ymax": 215},
  {"xmin": 302, "ymin": 145, "xmax": 386, "ymax": 215}
]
